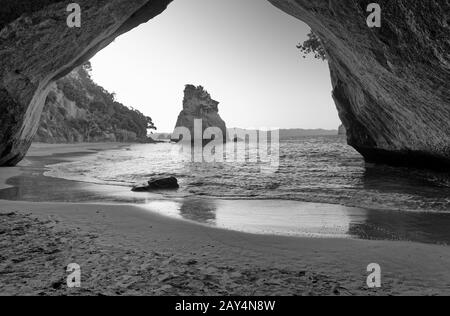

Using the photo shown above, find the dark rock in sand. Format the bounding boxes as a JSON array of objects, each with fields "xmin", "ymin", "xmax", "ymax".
[
  {"xmin": 148, "ymin": 177, "xmax": 180, "ymax": 190},
  {"xmin": 132, "ymin": 177, "xmax": 179, "ymax": 192}
]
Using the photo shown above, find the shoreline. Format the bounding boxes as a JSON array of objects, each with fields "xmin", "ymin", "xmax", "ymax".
[
  {"xmin": 2, "ymin": 143, "xmax": 450, "ymax": 244},
  {"xmin": 1, "ymin": 142, "xmax": 450, "ymax": 295}
]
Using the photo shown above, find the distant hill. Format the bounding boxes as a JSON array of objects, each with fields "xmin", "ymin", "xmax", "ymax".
[
  {"xmin": 279, "ymin": 128, "xmax": 338, "ymax": 138},
  {"xmin": 228, "ymin": 128, "xmax": 338, "ymax": 140},
  {"xmin": 149, "ymin": 133, "xmax": 172, "ymax": 141},
  {"xmin": 35, "ymin": 63, "xmax": 156, "ymax": 143}
]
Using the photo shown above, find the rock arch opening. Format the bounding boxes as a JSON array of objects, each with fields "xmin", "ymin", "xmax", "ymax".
[
  {"xmin": 0, "ymin": 0, "xmax": 449, "ymax": 169},
  {"xmin": 87, "ymin": 0, "xmax": 338, "ymax": 140}
]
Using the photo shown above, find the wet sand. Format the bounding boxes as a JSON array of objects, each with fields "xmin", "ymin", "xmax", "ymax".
[
  {"xmin": 143, "ymin": 199, "xmax": 450, "ymax": 245},
  {"xmin": 2, "ymin": 144, "xmax": 450, "ymax": 245},
  {"xmin": 0, "ymin": 167, "xmax": 21, "ymax": 190},
  {"xmin": 1, "ymin": 143, "xmax": 450, "ymax": 295}
]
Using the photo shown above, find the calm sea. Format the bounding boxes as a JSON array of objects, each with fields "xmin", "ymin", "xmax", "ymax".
[
  {"xmin": 2, "ymin": 135, "xmax": 450, "ymax": 242},
  {"xmin": 44, "ymin": 135, "xmax": 450, "ymax": 213}
]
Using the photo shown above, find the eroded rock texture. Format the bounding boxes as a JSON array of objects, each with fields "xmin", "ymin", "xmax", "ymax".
[
  {"xmin": 269, "ymin": 0, "xmax": 450, "ymax": 168},
  {"xmin": 338, "ymin": 124, "xmax": 347, "ymax": 136},
  {"xmin": 172, "ymin": 85, "xmax": 228, "ymax": 143},
  {"xmin": 0, "ymin": 0, "xmax": 449, "ymax": 168},
  {"xmin": 0, "ymin": 0, "xmax": 172, "ymax": 166}
]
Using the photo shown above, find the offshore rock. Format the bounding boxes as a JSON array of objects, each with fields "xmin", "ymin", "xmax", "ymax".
[{"xmin": 172, "ymin": 85, "xmax": 227, "ymax": 143}]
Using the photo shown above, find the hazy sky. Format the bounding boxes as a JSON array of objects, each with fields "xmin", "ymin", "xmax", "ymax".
[{"xmin": 90, "ymin": 0, "xmax": 340, "ymax": 133}]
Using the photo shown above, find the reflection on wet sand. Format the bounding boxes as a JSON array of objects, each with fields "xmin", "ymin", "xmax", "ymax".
[
  {"xmin": 2, "ymin": 154, "xmax": 450, "ymax": 245},
  {"xmin": 179, "ymin": 198, "xmax": 217, "ymax": 224},
  {"xmin": 143, "ymin": 198, "xmax": 450, "ymax": 245},
  {"xmin": 363, "ymin": 164, "xmax": 450, "ymax": 198},
  {"xmin": 0, "ymin": 168, "xmax": 143, "ymax": 204}
]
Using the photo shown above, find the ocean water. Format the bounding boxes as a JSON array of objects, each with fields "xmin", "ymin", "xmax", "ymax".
[{"xmin": 44, "ymin": 135, "xmax": 450, "ymax": 213}]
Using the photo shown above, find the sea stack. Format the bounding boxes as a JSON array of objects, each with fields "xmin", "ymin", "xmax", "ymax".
[{"xmin": 172, "ymin": 85, "xmax": 227, "ymax": 143}]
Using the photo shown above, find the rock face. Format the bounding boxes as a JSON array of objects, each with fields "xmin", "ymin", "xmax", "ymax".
[
  {"xmin": 0, "ymin": 0, "xmax": 449, "ymax": 169},
  {"xmin": 172, "ymin": 85, "xmax": 228, "ymax": 143},
  {"xmin": 338, "ymin": 125, "xmax": 347, "ymax": 136},
  {"xmin": 35, "ymin": 65, "xmax": 154, "ymax": 143},
  {"xmin": 268, "ymin": 0, "xmax": 450, "ymax": 169},
  {"xmin": 35, "ymin": 81, "xmax": 90, "ymax": 143}
]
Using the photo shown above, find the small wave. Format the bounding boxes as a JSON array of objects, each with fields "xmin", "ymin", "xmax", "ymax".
[{"xmin": 44, "ymin": 139, "xmax": 450, "ymax": 213}]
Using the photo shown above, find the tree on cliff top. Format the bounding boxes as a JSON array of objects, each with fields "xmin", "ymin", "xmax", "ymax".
[{"xmin": 297, "ymin": 32, "xmax": 327, "ymax": 61}]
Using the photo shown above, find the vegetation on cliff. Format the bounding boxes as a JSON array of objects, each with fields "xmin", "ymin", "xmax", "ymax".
[
  {"xmin": 297, "ymin": 32, "xmax": 327, "ymax": 61},
  {"xmin": 35, "ymin": 63, "xmax": 156, "ymax": 143}
]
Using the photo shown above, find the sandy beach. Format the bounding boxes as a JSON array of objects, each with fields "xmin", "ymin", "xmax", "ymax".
[{"xmin": 1, "ymin": 143, "xmax": 450, "ymax": 296}]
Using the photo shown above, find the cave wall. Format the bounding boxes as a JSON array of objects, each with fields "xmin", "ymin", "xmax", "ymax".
[
  {"xmin": 269, "ymin": 0, "xmax": 450, "ymax": 168},
  {"xmin": 0, "ymin": 0, "xmax": 449, "ymax": 168}
]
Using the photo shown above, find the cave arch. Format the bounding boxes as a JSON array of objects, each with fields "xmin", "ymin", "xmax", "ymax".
[{"xmin": 0, "ymin": 0, "xmax": 449, "ymax": 168}]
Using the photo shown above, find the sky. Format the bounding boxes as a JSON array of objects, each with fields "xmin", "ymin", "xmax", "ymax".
[{"xmin": 90, "ymin": 0, "xmax": 340, "ymax": 133}]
